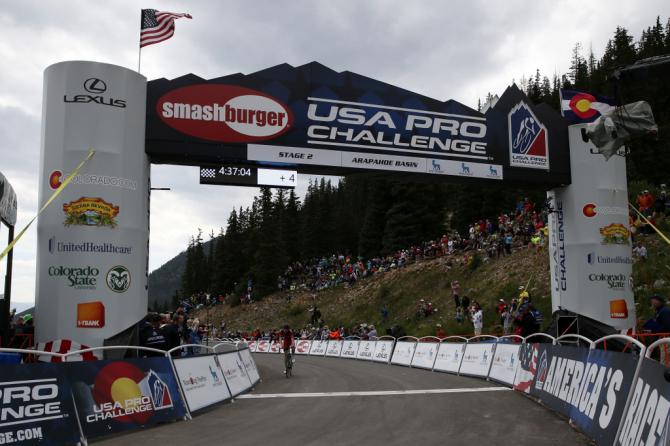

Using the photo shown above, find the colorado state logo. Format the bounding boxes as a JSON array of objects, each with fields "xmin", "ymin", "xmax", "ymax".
[{"xmin": 508, "ymin": 102, "xmax": 549, "ymax": 170}]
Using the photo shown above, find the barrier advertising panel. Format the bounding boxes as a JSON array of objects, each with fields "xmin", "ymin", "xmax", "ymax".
[
  {"xmin": 269, "ymin": 341, "xmax": 281, "ymax": 354},
  {"xmin": 309, "ymin": 340, "xmax": 328, "ymax": 356},
  {"xmin": 459, "ymin": 342, "xmax": 495, "ymax": 377},
  {"xmin": 521, "ymin": 344, "xmax": 639, "ymax": 445},
  {"xmin": 295, "ymin": 340, "xmax": 312, "ymax": 355},
  {"xmin": 217, "ymin": 352, "xmax": 252, "ymax": 397},
  {"xmin": 341, "ymin": 340, "xmax": 359, "ymax": 359},
  {"xmin": 256, "ymin": 340, "xmax": 270, "ymax": 353},
  {"xmin": 65, "ymin": 357, "xmax": 186, "ymax": 440},
  {"xmin": 391, "ymin": 341, "xmax": 417, "ymax": 366},
  {"xmin": 433, "ymin": 343, "xmax": 466, "ymax": 374},
  {"xmin": 172, "ymin": 355, "xmax": 231, "ymax": 412},
  {"xmin": 238, "ymin": 349, "xmax": 261, "ymax": 386},
  {"xmin": 326, "ymin": 340, "xmax": 344, "ymax": 357},
  {"xmin": 373, "ymin": 340, "xmax": 395, "ymax": 363},
  {"xmin": 357, "ymin": 340, "xmax": 375, "ymax": 361},
  {"xmin": 0, "ymin": 362, "xmax": 81, "ymax": 445},
  {"xmin": 488, "ymin": 343, "xmax": 521, "ymax": 386},
  {"xmin": 247, "ymin": 340, "xmax": 258, "ymax": 352},
  {"xmin": 514, "ymin": 342, "xmax": 541, "ymax": 393},
  {"xmin": 617, "ymin": 357, "xmax": 670, "ymax": 446},
  {"xmin": 411, "ymin": 342, "xmax": 439, "ymax": 370}
]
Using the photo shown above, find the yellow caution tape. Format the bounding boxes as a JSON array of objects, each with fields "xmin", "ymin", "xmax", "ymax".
[
  {"xmin": 629, "ymin": 202, "xmax": 670, "ymax": 246},
  {"xmin": 0, "ymin": 149, "xmax": 96, "ymax": 261}
]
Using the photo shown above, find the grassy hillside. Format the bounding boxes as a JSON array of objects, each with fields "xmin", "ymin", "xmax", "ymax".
[{"xmin": 191, "ymin": 234, "xmax": 669, "ymax": 337}]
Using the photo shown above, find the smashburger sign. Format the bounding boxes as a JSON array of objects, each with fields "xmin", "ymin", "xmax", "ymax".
[{"xmin": 157, "ymin": 84, "xmax": 293, "ymax": 143}]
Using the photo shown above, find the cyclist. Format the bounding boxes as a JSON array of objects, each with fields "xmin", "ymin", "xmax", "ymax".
[{"xmin": 279, "ymin": 324, "xmax": 295, "ymax": 374}]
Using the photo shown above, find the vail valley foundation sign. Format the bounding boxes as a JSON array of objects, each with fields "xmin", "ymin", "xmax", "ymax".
[{"xmin": 146, "ymin": 63, "xmax": 570, "ymax": 185}]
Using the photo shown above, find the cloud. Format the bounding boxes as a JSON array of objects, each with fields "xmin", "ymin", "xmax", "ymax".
[{"xmin": 1, "ymin": 1, "xmax": 669, "ymax": 305}]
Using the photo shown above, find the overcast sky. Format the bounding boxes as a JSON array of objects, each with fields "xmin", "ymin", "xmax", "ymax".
[{"xmin": 1, "ymin": 0, "xmax": 668, "ymax": 306}]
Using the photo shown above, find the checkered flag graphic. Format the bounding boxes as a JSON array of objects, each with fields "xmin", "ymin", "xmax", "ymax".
[{"xmin": 200, "ymin": 168, "xmax": 216, "ymax": 178}]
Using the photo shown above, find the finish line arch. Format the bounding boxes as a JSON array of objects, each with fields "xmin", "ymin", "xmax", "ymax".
[{"xmin": 34, "ymin": 60, "xmax": 634, "ymax": 350}]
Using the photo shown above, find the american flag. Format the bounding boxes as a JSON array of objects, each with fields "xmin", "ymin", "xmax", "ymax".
[{"xmin": 140, "ymin": 9, "xmax": 192, "ymax": 48}]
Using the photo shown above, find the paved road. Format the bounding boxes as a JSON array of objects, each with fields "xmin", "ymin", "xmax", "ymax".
[{"xmin": 98, "ymin": 354, "xmax": 591, "ymax": 445}]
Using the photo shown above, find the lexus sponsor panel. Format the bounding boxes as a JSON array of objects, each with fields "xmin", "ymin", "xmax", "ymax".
[{"xmin": 37, "ymin": 62, "xmax": 149, "ymax": 349}]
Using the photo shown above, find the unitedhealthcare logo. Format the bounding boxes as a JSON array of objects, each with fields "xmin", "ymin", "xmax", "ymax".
[
  {"xmin": 48, "ymin": 236, "xmax": 132, "ymax": 254},
  {"xmin": 587, "ymin": 252, "xmax": 633, "ymax": 265}
]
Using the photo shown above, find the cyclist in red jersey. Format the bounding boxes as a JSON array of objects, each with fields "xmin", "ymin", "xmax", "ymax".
[{"xmin": 279, "ymin": 324, "xmax": 295, "ymax": 374}]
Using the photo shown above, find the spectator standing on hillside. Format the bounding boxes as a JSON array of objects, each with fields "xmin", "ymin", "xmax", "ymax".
[
  {"xmin": 461, "ymin": 295, "xmax": 470, "ymax": 313},
  {"xmin": 381, "ymin": 305, "xmax": 389, "ymax": 324},
  {"xmin": 633, "ymin": 242, "xmax": 648, "ymax": 262},
  {"xmin": 368, "ymin": 325, "xmax": 378, "ymax": 339},
  {"xmin": 472, "ymin": 304, "xmax": 483, "ymax": 336},
  {"xmin": 435, "ymin": 324, "xmax": 446, "ymax": 338},
  {"xmin": 451, "ymin": 280, "xmax": 461, "ymax": 308},
  {"xmin": 496, "ymin": 299, "xmax": 507, "ymax": 325},
  {"xmin": 644, "ymin": 295, "xmax": 670, "ymax": 365}
]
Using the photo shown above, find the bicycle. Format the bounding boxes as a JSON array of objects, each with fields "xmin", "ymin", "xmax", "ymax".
[{"xmin": 284, "ymin": 348, "xmax": 294, "ymax": 378}]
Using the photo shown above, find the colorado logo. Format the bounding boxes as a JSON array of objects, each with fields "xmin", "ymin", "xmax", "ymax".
[{"xmin": 157, "ymin": 84, "xmax": 293, "ymax": 143}]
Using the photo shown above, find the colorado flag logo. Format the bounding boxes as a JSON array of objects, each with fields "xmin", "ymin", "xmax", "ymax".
[{"xmin": 508, "ymin": 102, "xmax": 549, "ymax": 170}]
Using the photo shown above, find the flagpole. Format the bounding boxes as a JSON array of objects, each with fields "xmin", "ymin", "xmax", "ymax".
[{"xmin": 137, "ymin": 10, "xmax": 143, "ymax": 73}]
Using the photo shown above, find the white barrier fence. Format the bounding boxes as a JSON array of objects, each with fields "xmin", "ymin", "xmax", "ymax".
[{"xmin": 252, "ymin": 333, "xmax": 667, "ymax": 445}]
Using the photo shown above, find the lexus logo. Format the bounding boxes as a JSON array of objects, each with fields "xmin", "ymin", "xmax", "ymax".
[{"xmin": 84, "ymin": 78, "xmax": 107, "ymax": 94}]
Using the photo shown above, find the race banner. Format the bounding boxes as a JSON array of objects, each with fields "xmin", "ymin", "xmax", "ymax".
[
  {"xmin": 172, "ymin": 354, "xmax": 231, "ymax": 412},
  {"xmin": 64, "ymin": 357, "xmax": 186, "ymax": 440},
  {"xmin": 521, "ymin": 344, "xmax": 639, "ymax": 445},
  {"xmin": 356, "ymin": 340, "xmax": 375, "ymax": 361},
  {"xmin": 295, "ymin": 340, "xmax": 312, "ymax": 355},
  {"xmin": 372, "ymin": 340, "xmax": 394, "ymax": 363},
  {"xmin": 325, "ymin": 340, "xmax": 343, "ymax": 357},
  {"xmin": 309, "ymin": 340, "xmax": 328, "ymax": 356},
  {"xmin": 410, "ymin": 342, "xmax": 438, "ymax": 370},
  {"xmin": 247, "ymin": 340, "xmax": 258, "ymax": 352},
  {"xmin": 255, "ymin": 340, "xmax": 270, "ymax": 353},
  {"xmin": 238, "ymin": 349, "xmax": 261, "ymax": 385},
  {"xmin": 433, "ymin": 343, "xmax": 466, "ymax": 374},
  {"xmin": 488, "ymin": 342, "xmax": 520, "ymax": 386},
  {"xmin": 617, "ymin": 356, "xmax": 670, "ymax": 445},
  {"xmin": 0, "ymin": 362, "xmax": 81, "ymax": 445},
  {"xmin": 391, "ymin": 341, "xmax": 417, "ymax": 366},
  {"xmin": 269, "ymin": 341, "xmax": 282, "ymax": 354},
  {"xmin": 340, "ymin": 340, "xmax": 359, "ymax": 359},
  {"xmin": 217, "ymin": 352, "xmax": 252, "ymax": 397},
  {"xmin": 459, "ymin": 342, "xmax": 495, "ymax": 377}
]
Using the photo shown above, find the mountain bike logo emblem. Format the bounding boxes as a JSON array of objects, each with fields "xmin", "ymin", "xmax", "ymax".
[{"xmin": 508, "ymin": 102, "xmax": 549, "ymax": 170}]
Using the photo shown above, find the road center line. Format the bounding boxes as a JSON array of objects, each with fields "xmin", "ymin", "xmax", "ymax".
[{"xmin": 236, "ymin": 387, "xmax": 509, "ymax": 399}]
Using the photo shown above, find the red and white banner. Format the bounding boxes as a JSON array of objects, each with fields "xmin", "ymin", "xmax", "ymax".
[
  {"xmin": 247, "ymin": 340, "xmax": 258, "ymax": 352},
  {"xmin": 356, "ymin": 340, "xmax": 375, "ymax": 361},
  {"xmin": 269, "ymin": 341, "xmax": 282, "ymax": 353},
  {"xmin": 36, "ymin": 339, "xmax": 99, "ymax": 362},
  {"xmin": 433, "ymin": 343, "xmax": 465, "ymax": 374},
  {"xmin": 295, "ymin": 340, "xmax": 312, "ymax": 355},
  {"xmin": 411, "ymin": 342, "xmax": 438, "ymax": 369},
  {"xmin": 391, "ymin": 341, "xmax": 416, "ymax": 366},
  {"xmin": 255, "ymin": 340, "xmax": 270, "ymax": 353}
]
